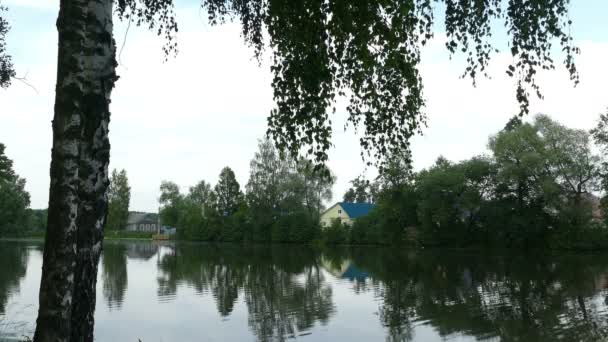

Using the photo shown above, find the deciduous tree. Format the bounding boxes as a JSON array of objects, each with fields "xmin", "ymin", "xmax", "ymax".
[
  {"xmin": 343, "ymin": 176, "xmax": 374, "ymax": 204},
  {"xmin": 159, "ymin": 181, "xmax": 183, "ymax": 227},
  {"xmin": 591, "ymin": 109, "xmax": 608, "ymax": 221},
  {"xmin": 188, "ymin": 180, "xmax": 215, "ymax": 213},
  {"xmin": 246, "ymin": 138, "xmax": 286, "ymax": 238},
  {"xmin": 0, "ymin": 4, "xmax": 15, "ymax": 88},
  {"xmin": 0, "ymin": 143, "xmax": 30, "ymax": 236},
  {"xmin": 106, "ymin": 170, "xmax": 131, "ymax": 231},
  {"xmin": 214, "ymin": 167, "xmax": 243, "ymax": 216},
  {"xmin": 535, "ymin": 114, "xmax": 600, "ymax": 225},
  {"xmin": 296, "ymin": 160, "xmax": 335, "ymax": 218}
]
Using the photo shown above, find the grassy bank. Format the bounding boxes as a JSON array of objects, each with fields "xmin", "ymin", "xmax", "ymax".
[
  {"xmin": 104, "ymin": 230, "xmax": 156, "ymax": 240},
  {"xmin": 4, "ymin": 224, "xmax": 608, "ymax": 252},
  {"xmin": 1, "ymin": 230, "xmax": 161, "ymax": 241}
]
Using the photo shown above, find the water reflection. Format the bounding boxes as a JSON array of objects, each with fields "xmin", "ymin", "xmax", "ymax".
[
  {"xmin": 340, "ymin": 248, "xmax": 608, "ymax": 342},
  {"xmin": 0, "ymin": 242, "xmax": 29, "ymax": 315},
  {"xmin": 157, "ymin": 245, "xmax": 335, "ymax": 341},
  {"xmin": 4, "ymin": 240, "xmax": 608, "ymax": 341},
  {"xmin": 101, "ymin": 243, "xmax": 128, "ymax": 310},
  {"xmin": 125, "ymin": 242, "xmax": 159, "ymax": 260}
]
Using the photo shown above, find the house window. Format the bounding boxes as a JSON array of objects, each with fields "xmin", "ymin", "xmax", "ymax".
[{"xmin": 338, "ymin": 210, "xmax": 342, "ymax": 214}]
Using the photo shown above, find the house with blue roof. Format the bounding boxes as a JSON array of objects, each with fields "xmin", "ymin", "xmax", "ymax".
[{"xmin": 320, "ymin": 202, "xmax": 376, "ymax": 227}]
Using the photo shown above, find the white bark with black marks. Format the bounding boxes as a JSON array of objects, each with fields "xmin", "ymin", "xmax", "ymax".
[{"xmin": 35, "ymin": 0, "xmax": 116, "ymax": 341}]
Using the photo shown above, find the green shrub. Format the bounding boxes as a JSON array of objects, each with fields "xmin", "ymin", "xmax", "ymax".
[{"xmin": 321, "ymin": 218, "xmax": 349, "ymax": 244}]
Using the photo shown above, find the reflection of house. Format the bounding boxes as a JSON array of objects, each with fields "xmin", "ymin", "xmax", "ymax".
[
  {"xmin": 320, "ymin": 202, "xmax": 375, "ymax": 227},
  {"xmin": 125, "ymin": 212, "xmax": 159, "ymax": 232},
  {"xmin": 160, "ymin": 226, "xmax": 177, "ymax": 236},
  {"xmin": 320, "ymin": 257, "xmax": 369, "ymax": 282},
  {"xmin": 125, "ymin": 242, "xmax": 159, "ymax": 260}
]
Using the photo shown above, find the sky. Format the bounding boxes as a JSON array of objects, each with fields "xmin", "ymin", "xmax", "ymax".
[{"xmin": 1, "ymin": 1, "xmax": 607, "ymax": 212}]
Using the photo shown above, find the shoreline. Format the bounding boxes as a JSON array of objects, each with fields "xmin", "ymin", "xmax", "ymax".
[{"xmin": 4, "ymin": 236, "xmax": 608, "ymax": 254}]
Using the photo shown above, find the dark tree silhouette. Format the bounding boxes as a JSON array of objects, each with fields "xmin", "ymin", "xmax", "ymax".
[
  {"xmin": 101, "ymin": 243, "xmax": 128, "ymax": 310},
  {"xmin": 214, "ymin": 167, "xmax": 243, "ymax": 216},
  {"xmin": 156, "ymin": 244, "xmax": 334, "ymax": 341},
  {"xmin": 0, "ymin": 4, "xmax": 15, "ymax": 88},
  {"xmin": 0, "ymin": 242, "xmax": 29, "ymax": 315}
]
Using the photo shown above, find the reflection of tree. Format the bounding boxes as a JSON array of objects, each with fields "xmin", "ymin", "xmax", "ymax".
[
  {"xmin": 212, "ymin": 264, "xmax": 242, "ymax": 317},
  {"xmin": 157, "ymin": 244, "xmax": 334, "ymax": 340},
  {"xmin": 0, "ymin": 242, "xmax": 28, "ymax": 314},
  {"xmin": 125, "ymin": 242, "xmax": 158, "ymax": 260},
  {"xmin": 101, "ymin": 243, "xmax": 128, "ymax": 310},
  {"xmin": 244, "ymin": 263, "xmax": 332, "ymax": 342},
  {"xmin": 154, "ymin": 242, "xmax": 608, "ymax": 341},
  {"xmin": 340, "ymin": 248, "xmax": 608, "ymax": 342}
]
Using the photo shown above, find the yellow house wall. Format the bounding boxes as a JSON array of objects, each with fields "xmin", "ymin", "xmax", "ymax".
[{"xmin": 320, "ymin": 204, "xmax": 354, "ymax": 227}]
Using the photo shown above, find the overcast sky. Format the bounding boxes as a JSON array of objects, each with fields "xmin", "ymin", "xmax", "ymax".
[{"xmin": 1, "ymin": 1, "xmax": 607, "ymax": 212}]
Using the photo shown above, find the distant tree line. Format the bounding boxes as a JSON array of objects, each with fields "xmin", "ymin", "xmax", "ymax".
[
  {"xmin": 0, "ymin": 143, "xmax": 130, "ymax": 237},
  {"xmin": 159, "ymin": 138, "xmax": 336, "ymax": 243},
  {"xmin": 3, "ymin": 112, "xmax": 608, "ymax": 250},
  {"xmin": 0, "ymin": 143, "xmax": 46, "ymax": 236},
  {"xmin": 328, "ymin": 112, "xmax": 608, "ymax": 250}
]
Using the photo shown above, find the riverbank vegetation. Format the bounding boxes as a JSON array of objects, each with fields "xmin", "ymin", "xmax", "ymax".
[
  {"xmin": 152, "ymin": 113, "xmax": 608, "ymax": 250},
  {"xmin": 343, "ymin": 113, "xmax": 608, "ymax": 250},
  {"xmin": 2, "ymin": 113, "xmax": 607, "ymax": 250},
  {"xmin": 0, "ymin": 143, "xmax": 46, "ymax": 237},
  {"xmin": 159, "ymin": 138, "xmax": 335, "ymax": 243}
]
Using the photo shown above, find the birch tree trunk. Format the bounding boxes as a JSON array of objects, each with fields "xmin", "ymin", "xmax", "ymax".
[{"xmin": 34, "ymin": 0, "xmax": 116, "ymax": 341}]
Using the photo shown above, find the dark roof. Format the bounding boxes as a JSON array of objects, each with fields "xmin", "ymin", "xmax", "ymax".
[
  {"xmin": 339, "ymin": 202, "xmax": 375, "ymax": 219},
  {"xmin": 127, "ymin": 212, "xmax": 158, "ymax": 225}
]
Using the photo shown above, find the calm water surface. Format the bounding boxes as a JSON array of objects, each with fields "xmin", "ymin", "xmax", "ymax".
[{"xmin": 2, "ymin": 240, "xmax": 608, "ymax": 341}]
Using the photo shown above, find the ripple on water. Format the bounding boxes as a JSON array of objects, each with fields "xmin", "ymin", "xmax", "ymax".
[{"xmin": 6, "ymin": 241, "xmax": 608, "ymax": 341}]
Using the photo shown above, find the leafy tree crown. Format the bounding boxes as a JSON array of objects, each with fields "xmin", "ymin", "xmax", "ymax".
[{"xmin": 3, "ymin": 1, "xmax": 579, "ymax": 166}]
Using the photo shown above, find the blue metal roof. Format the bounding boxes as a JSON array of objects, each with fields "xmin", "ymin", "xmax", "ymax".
[
  {"xmin": 341, "ymin": 265, "xmax": 370, "ymax": 282},
  {"xmin": 339, "ymin": 202, "xmax": 375, "ymax": 219}
]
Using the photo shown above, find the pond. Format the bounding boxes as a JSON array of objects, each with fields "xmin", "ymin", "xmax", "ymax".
[{"xmin": 1, "ymin": 240, "xmax": 608, "ymax": 341}]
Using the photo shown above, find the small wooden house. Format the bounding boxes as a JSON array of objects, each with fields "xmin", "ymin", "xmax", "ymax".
[
  {"xmin": 125, "ymin": 212, "xmax": 159, "ymax": 232},
  {"xmin": 320, "ymin": 202, "xmax": 375, "ymax": 227}
]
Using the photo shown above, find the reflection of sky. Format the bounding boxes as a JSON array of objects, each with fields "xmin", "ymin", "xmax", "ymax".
[
  {"xmin": 95, "ymin": 247, "xmax": 252, "ymax": 342},
  {"xmin": 0, "ymin": 246, "xmax": 40, "ymax": 339},
  {"xmin": 0, "ymin": 242, "xmax": 470, "ymax": 341},
  {"xmin": 3, "ymin": 242, "xmax": 608, "ymax": 341}
]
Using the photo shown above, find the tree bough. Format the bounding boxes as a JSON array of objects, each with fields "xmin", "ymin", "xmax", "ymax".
[{"xmin": 0, "ymin": 3, "xmax": 16, "ymax": 88}]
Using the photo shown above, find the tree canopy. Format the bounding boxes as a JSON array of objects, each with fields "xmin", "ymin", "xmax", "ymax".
[
  {"xmin": 2, "ymin": 0, "xmax": 579, "ymax": 166},
  {"xmin": 214, "ymin": 167, "xmax": 243, "ymax": 216},
  {"xmin": 0, "ymin": 143, "xmax": 30, "ymax": 235},
  {"xmin": 327, "ymin": 114, "xmax": 607, "ymax": 248},
  {"xmin": 106, "ymin": 170, "xmax": 131, "ymax": 231},
  {"xmin": 343, "ymin": 176, "xmax": 376, "ymax": 203},
  {"xmin": 0, "ymin": 4, "xmax": 15, "ymax": 88},
  {"xmin": 159, "ymin": 181, "xmax": 183, "ymax": 227}
]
